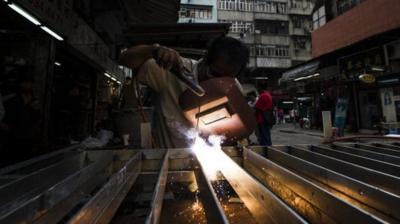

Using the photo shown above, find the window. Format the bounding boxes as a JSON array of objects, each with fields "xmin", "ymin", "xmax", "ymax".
[
  {"xmin": 337, "ymin": 0, "xmax": 360, "ymax": 15},
  {"xmin": 292, "ymin": 16, "xmax": 303, "ymax": 29},
  {"xmin": 255, "ymin": 20, "xmax": 289, "ymax": 35},
  {"xmin": 218, "ymin": 0, "xmax": 253, "ymax": 11},
  {"xmin": 312, "ymin": 6, "xmax": 326, "ymax": 30},
  {"xmin": 254, "ymin": 45, "xmax": 290, "ymax": 58},
  {"xmin": 293, "ymin": 37, "xmax": 307, "ymax": 50},
  {"xmin": 179, "ymin": 5, "xmax": 213, "ymax": 20},
  {"xmin": 221, "ymin": 20, "xmax": 254, "ymax": 33}
]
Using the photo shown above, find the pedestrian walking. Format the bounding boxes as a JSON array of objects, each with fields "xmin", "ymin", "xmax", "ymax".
[{"xmin": 255, "ymin": 89, "xmax": 275, "ymax": 146}]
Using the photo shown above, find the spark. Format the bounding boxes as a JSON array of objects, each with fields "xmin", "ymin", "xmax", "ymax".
[{"xmin": 191, "ymin": 134, "xmax": 225, "ymax": 180}]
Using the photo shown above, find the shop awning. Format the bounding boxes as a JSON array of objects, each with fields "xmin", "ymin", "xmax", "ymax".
[{"xmin": 281, "ymin": 60, "xmax": 320, "ymax": 82}]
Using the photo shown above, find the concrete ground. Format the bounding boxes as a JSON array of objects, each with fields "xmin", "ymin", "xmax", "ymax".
[{"xmin": 250, "ymin": 123, "xmax": 324, "ymax": 146}]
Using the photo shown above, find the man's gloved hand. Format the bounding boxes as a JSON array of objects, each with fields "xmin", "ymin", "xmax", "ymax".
[{"xmin": 152, "ymin": 44, "xmax": 183, "ymax": 71}]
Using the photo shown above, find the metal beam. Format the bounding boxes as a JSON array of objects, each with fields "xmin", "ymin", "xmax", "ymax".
[
  {"xmin": 355, "ymin": 143, "xmax": 400, "ymax": 157},
  {"xmin": 243, "ymin": 147, "xmax": 385, "ymax": 224},
  {"xmin": 0, "ymin": 151, "xmax": 113, "ymax": 224},
  {"xmin": 373, "ymin": 143, "xmax": 400, "ymax": 151},
  {"xmin": 217, "ymin": 148, "xmax": 307, "ymax": 224},
  {"xmin": 310, "ymin": 145, "xmax": 400, "ymax": 177},
  {"xmin": 68, "ymin": 152, "xmax": 141, "ymax": 224},
  {"xmin": 286, "ymin": 146, "xmax": 400, "ymax": 196},
  {"xmin": 332, "ymin": 143, "xmax": 400, "ymax": 165},
  {"xmin": 263, "ymin": 146, "xmax": 400, "ymax": 221},
  {"xmin": 146, "ymin": 150, "xmax": 169, "ymax": 224}
]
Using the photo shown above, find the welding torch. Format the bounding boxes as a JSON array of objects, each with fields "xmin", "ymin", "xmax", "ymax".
[{"xmin": 153, "ymin": 47, "xmax": 205, "ymax": 97}]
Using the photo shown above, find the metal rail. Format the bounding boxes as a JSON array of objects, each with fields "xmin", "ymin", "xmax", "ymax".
[
  {"xmin": 355, "ymin": 143, "xmax": 400, "ymax": 157},
  {"xmin": 242, "ymin": 147, "xmax": 385, "ymax": 224},
  {"xmin": 217, "ymin": 147, "xmax": 307, "ymax": 224},
  {"xmin": 310, "ymin": 145, "xmax": 400, "ymax": 177},
  {"xmin": 285, "ymin": 145, "xmax": 400, "ymax": 196},
  {"xmin": 332, "ymin": 143, "xmax": 400, "ymax": 165},
  {"xmin": 256, "ymin": 146, "xmax": 400, "ymax": 222}
]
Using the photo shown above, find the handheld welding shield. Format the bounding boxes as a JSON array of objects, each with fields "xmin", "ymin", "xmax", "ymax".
[{"xmin": 179, "ymin": 77, "xmax": 256, "ymax": 143}]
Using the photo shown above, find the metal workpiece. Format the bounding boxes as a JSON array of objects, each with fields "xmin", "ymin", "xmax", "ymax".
[
  {"xmin": 354, "ymin": 143, "xmax": 400, "ymax": 158},
  {"xmin": 261, "ymin": 146, "xmax": 400, "ymax": 222},
  {"xmin": 242, "ymin": 147, "xmax": 385, "ymax": 224},
  {"xmin": 218, "ymin": 146, "xmax": 307, "ymax": 224},
  {"xmin": 332, "ymin": 143, "xmax": 400, "ymax": 165},
  {"xmin": 1, "ymin": 142, "xmax": 400, "ymax": 224},
  {"xmin": 309, "ymin": 145, "xmax": 400, "ymax": 177},
  {"xmin": 286, "ymin": 145, "xmax": 400, "ymax": 196}
]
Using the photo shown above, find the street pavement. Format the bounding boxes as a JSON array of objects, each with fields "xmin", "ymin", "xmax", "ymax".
[{"xmin": 249, "ymin": 123, "xmax": 324, "ymax": 146}]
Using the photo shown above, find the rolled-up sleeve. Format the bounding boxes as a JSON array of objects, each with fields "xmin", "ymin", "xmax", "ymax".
[{"xmin": 136, "ymin": 59, "xmax": 168, "ymax": 92}]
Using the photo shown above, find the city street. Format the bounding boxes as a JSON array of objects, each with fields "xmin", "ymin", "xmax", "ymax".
[{"xmin": 250, "ymin": 123, "xmax": 324, "ymax": 145}]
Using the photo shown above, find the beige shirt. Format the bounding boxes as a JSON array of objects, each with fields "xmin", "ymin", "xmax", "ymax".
[{"xmin": 137, "ymin": 58, "xmax": 199, "ymax": 148}]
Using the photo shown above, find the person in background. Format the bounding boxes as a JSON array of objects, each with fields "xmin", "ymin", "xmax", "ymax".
[
  {"xmin": 278, "ymin": 108, "xmax": 284, "ymax": 124},
  {"xmin": 2, "ymin": 74, "xmax": 40, "ymax": 166},
  {"xmin": 255, "ymin": 89, "xmax": 274, "ymax": 146}
]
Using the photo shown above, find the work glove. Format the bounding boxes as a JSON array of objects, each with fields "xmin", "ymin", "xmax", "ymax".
[{"xmin": 152, "ymin": 44, "xmax": 183, "ymax": 72}]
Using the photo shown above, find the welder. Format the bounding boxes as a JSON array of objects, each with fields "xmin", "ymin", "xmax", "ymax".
[{"xmin": 119, "ymin": 37, "xmax": 249, "ymax": 148}]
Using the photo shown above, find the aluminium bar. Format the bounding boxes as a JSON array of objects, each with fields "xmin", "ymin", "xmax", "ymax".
[
  {"xmin": 372, "ymin": 143, "xmax": 400, "ymax": 151},
  {"xmin": 309, "ymin": 145, "xmax": 400, "ymax": 177},
  {"xmin": 0, "ymin": 151, "xmax": 113, "ymax": 224},
  {"xmin": 332, "ymin": 143, "xmax": 400, "ymax": 165},
  {"xmin": 243, "ymin": 147, "xmax": 385, "ymax": 224},
  {"xmin": 263, "ymin": 146, "xmax": 400, "ymax": 221},
  {"xmin": 0, "ymin": 152, "xmax": 84, "ymax": 211},
  {"xmin": 355, "ymin": 143, "xmax": 400, "ymax": 157},
  {"xmin": 286, "ymin": 146, "xmax": 400, "ymax": 196},
  {"xmin": 68, "ymin": 152, "xmax": 141, "ymax": 224},
  {"xmin": 145, "ymin": 150, "xmax": 169, "ymax": 224},
  {"xmin": 216, "ymin": 148, "xmax": 307, "ymax": 224}
]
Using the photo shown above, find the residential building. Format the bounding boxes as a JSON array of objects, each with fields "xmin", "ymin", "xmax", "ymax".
[
  {"xmin": 179, "ymin": 0, "xmax": 218, "ymax": 23},
  {"xmin": 217, "ymin": 0, "xmax": 314, "ymax": 88},
  {"xmin": 282, "ymin": 0, "xmax": 400, "ymax": 132}
]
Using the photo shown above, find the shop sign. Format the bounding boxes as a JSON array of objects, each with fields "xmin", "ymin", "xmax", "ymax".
[{"xmin": 358, "ymin": 74, "xmax": 376, "ymax": 84}]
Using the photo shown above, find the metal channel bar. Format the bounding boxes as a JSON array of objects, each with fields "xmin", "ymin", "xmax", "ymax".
[
  {"xmin": 0, "ymin": 144, "xmax": 80, "ymax": 176},
  {"xmin": 145, "ymin": 150, "xmax": 169, "ymax": 224},
  {"xmin": 373, "ymin": 143, "xmax": 400, "ymax": 151},
  {"xmin": 310, "ymin": 145, "xmax": 400, "ymax": 177},
  {"xmin": 0, "ymin": 152, "xmax": 84, "ymax": 212},
  {"xmin": 355, "ymin": 143, "xmax": 400, "ymax": 157},
  {"xmin": 243, "ymin": 147, "xmax": 385, "ymax": 224},
  {"xmin": 0, "ymin": 151, "xmax": 114, "ymax": 224},
  {"xmin": 263, "ymin": 147, "xmax": 400, "ymax": 221},
  {"xmin": 332, "ymin": 143, "xmax": 400, "ymax": 165},
  {"xmin": 286, "ymin": 146, "xmax": 400, "ymax": 196},
  {"xmin": 216, "ymin": 148, "xmax": 307, "ymax": 224},
  {"xmin": 193, "ymin": 160, "xmax": 230, "ymax": 223},
  {"xmin": 68, "ymin": 152, "xmax": 142, "ymax": 224}
]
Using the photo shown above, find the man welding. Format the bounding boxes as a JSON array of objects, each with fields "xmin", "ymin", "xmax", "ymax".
[{"xmin": 119, "ymin": 37, "xmax": 249, "ymax": 148}]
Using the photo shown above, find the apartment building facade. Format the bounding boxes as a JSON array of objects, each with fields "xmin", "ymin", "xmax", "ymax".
[
  {"xmin": 217, "ymin": 0, "xmax": 314, "ymax": 86},
  {"xmin": 179, "ymin": 0, "xmax": 218, "ymax": 23}
]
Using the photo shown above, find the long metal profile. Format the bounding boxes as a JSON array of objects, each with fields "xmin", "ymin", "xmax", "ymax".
[
  {"xmin": 263, "ymin": 146, "xmax": 400, "ymax": 221},
  {"xmin": 0, "ymin": 152, "xmax": 84, "ymax": 213},
  {"xmin": 0, "ymin": 151, "xmax": 113, "ymax": 224},
  {"xmin": 145, "ymin": 150, "xmax": 169, "ymax": 224},
  {"xmin": 68, "ymin": 152, "xmax": 141, "ymax": 224},
  {"xmin": 0, "ymin": 144, "xmax": 80, "ymax": 176},
  {"xmin": 216, "ymin": 148, "xmax": 307, "ymax": 224},
  {"xmin": 332, "ymin": 143, "xmax": 400, "ymax": 165},
  {"xmin": 193, "ymin": 157, "xmax": 230, "ymax": 223},
  {"xmin": 243, "ymin": 147, "xmax": 385, "ymax": 224},
  {"xmin": 355, "ymin": 143, "xmax": 400, "ymax": 157},
  {"xmin": 309, "ymin": 145, "xmax": 400, "ymax": 177},
  {"xmin": 286, "ymin": 146, "xmax": 400, "ymax": 196},
  {"xmin": 373, "ymin": 143, "xmax": 400, "ymax": 151}
]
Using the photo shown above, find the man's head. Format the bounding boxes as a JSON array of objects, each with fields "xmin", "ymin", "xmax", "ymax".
[{"xmin": 206, "ymin": 36, "xmax": 249, "ymax": 78}]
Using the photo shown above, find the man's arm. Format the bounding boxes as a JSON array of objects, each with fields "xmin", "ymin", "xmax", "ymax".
[{"xmin": 119, "ymin": 44, "xmax": 182, "ymax": 71}]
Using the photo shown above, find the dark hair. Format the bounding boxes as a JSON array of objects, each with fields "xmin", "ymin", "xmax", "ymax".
[{"xmin": 206, "ymin": 36, "xmax": 249, "ymax": 74}]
